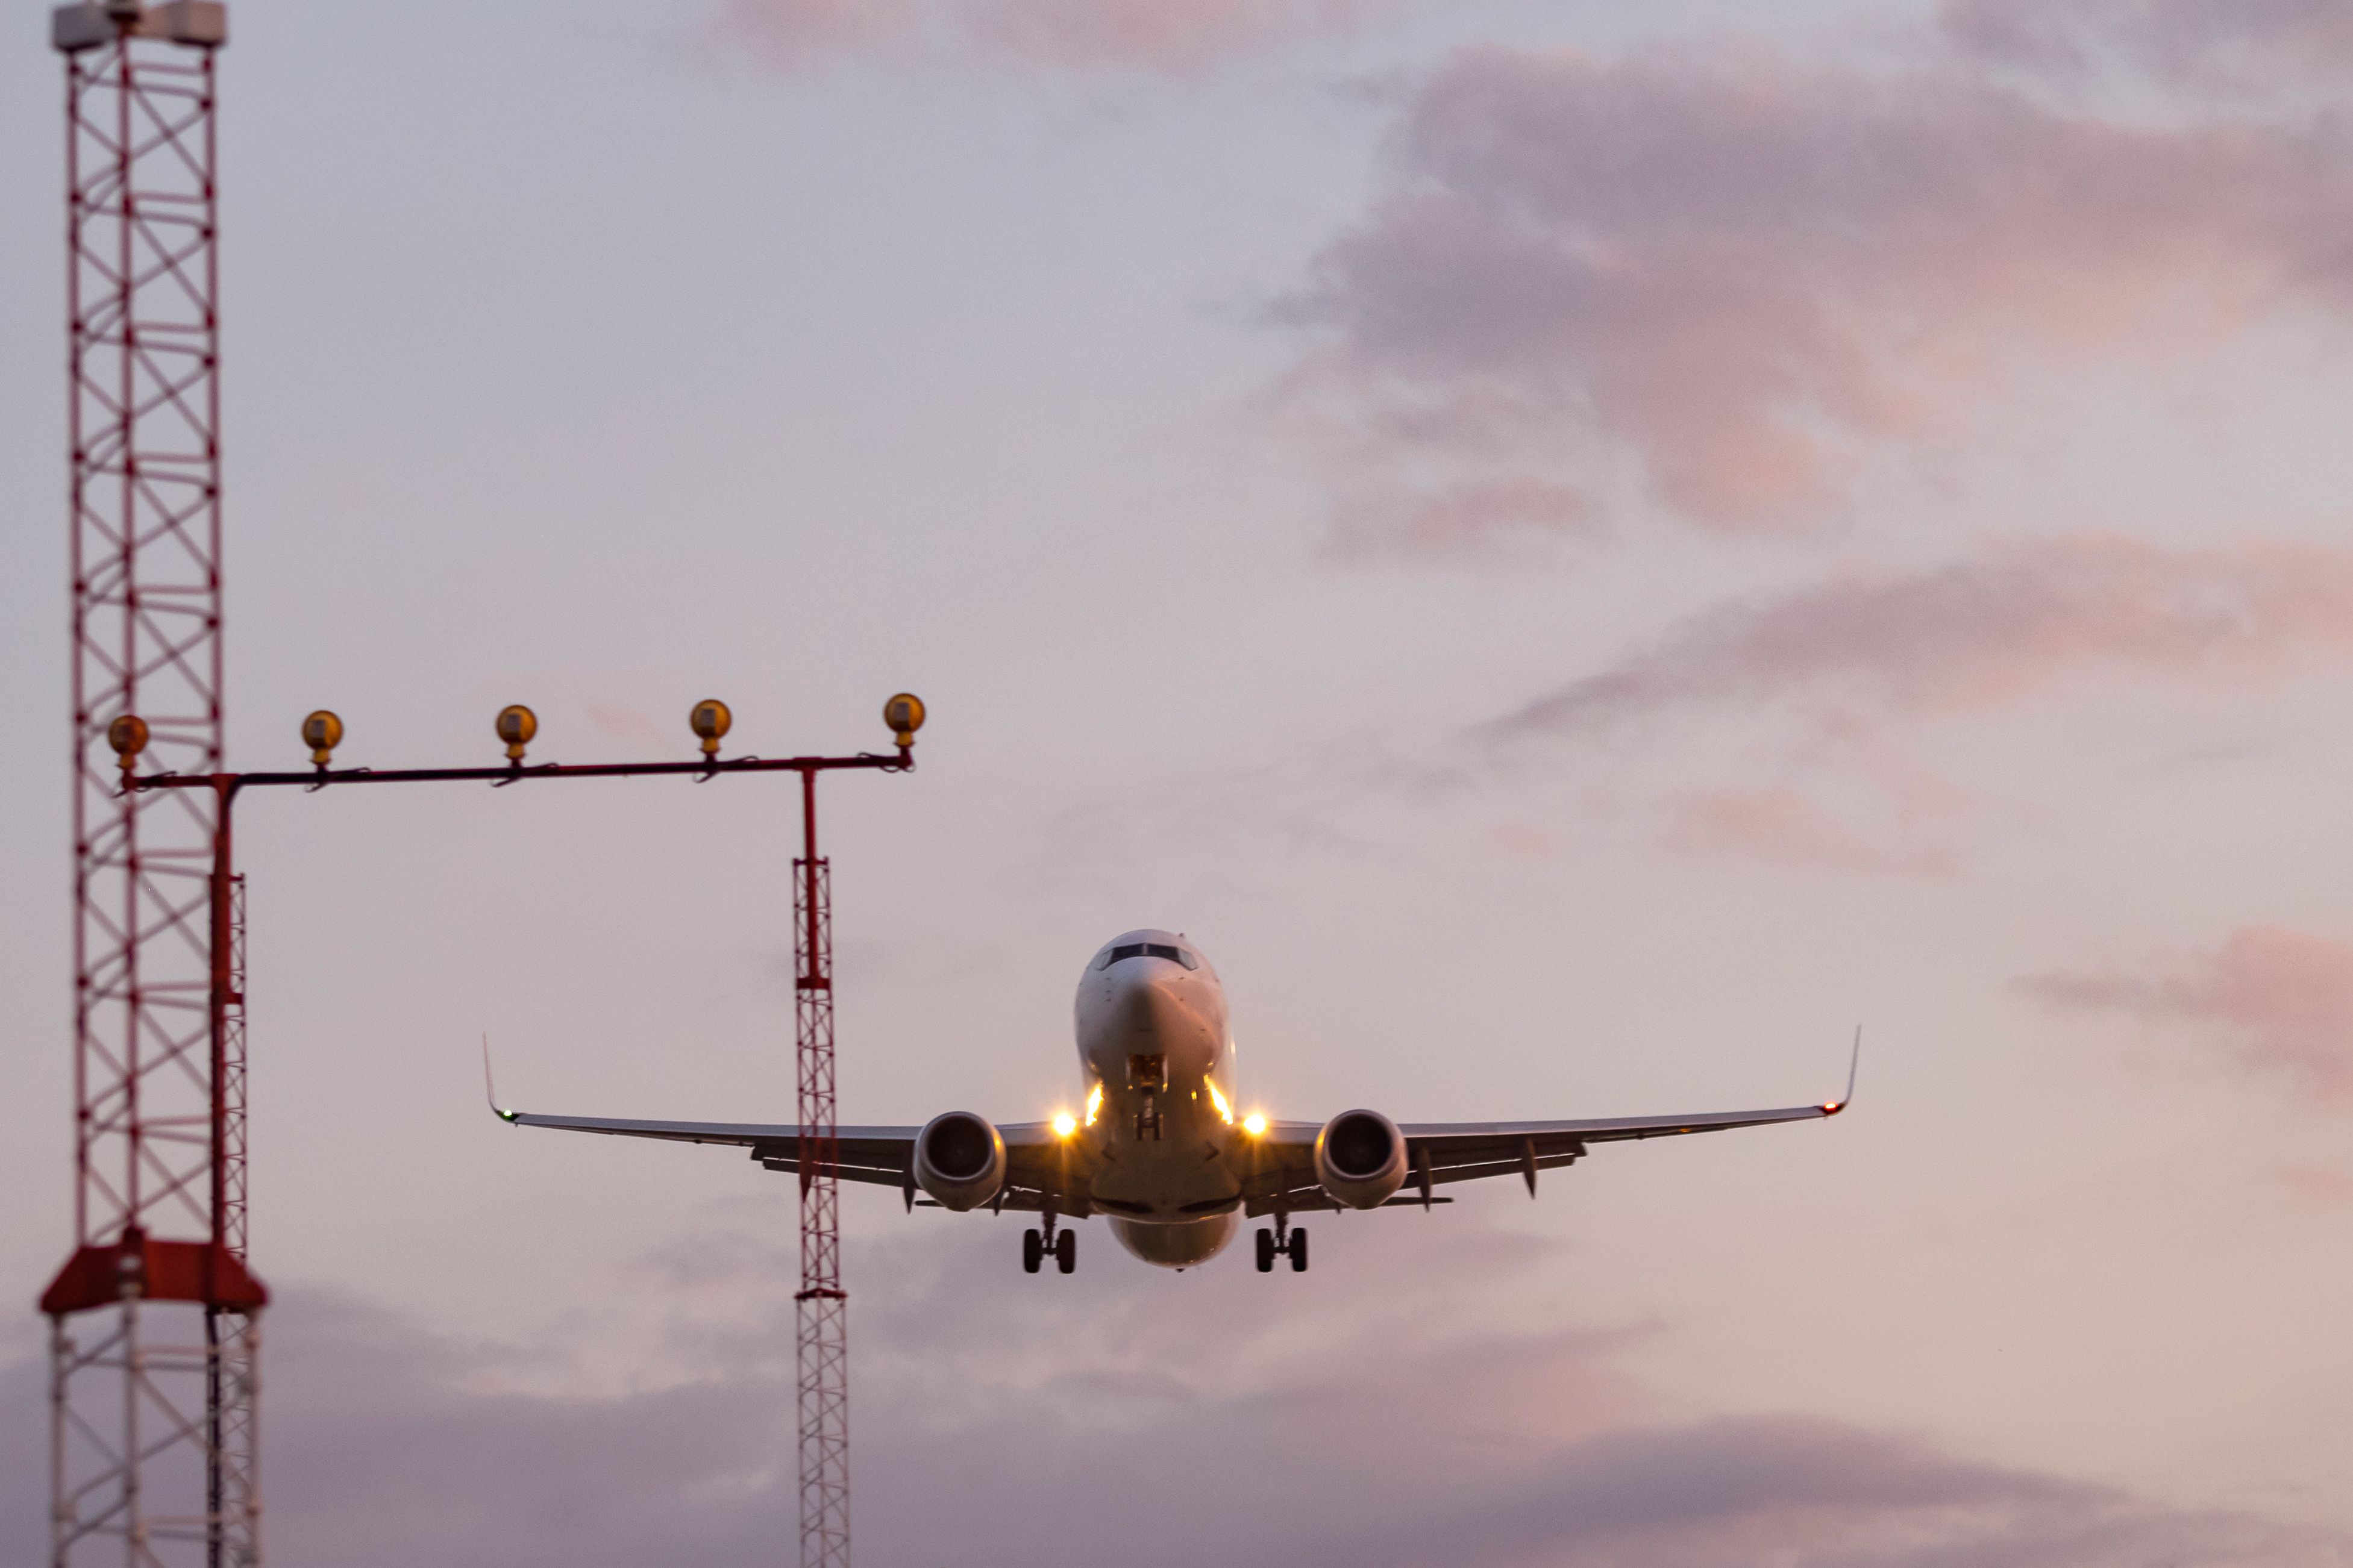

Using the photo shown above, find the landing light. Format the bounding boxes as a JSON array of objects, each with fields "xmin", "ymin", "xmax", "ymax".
[
  {"xmin": 1084, "ymin": 1083, "xmax": 1102, "ymax": 1128},
  {"xmin": 1052, "ymin": 1112, "xmax": 1077, "ymax": 1139},
  {"xmin": 1206, "ymin": 1079, "xmax": 1233, "ymax": 1125},
  {"xmin": 1242, "ymin": 1113, "xmax": 1267, "ymax": 1137}
]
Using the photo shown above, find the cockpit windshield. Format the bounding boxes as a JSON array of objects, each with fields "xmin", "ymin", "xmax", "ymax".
[{"xmin": 1097, "ymin": 942, "xmax": 1198, "ymax": 971}]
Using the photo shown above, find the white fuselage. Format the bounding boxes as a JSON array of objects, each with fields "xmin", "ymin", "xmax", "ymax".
[{"xmin": 1072, "ymin": 929, "xmax": 1245, "ymax": 1267}]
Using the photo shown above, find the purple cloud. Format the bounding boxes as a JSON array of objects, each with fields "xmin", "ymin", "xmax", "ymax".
[{"xmin": 4, "ymin": 1216, "xmax": 2343, "ymax": 1565}]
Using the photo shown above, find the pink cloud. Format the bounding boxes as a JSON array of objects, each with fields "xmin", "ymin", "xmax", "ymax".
[
  {"xmin": 1491, "ymin": 534, "xmax": 2353, "ymax": 738},
  {"xmin": 2273, "ymin": 1164, "xmax": 2353, "ymax": 1205},
  {"xmin": 2022, "ymin": 925, "xmax": 2353, "ymax": 1097},
  {"xmin": 584, "ymin": 699, "xmax": 672, "ymax": 751},
  {"xmin": 1659, "ymin": 788, "xmax": 1957, "ymax": 878},
  {"xmin": 712, "ymin": 0, "xmax": 1383, "ymax": 72},
  {"xmin": 1486, "ymin": 819, "xmax": 1564, "ymax": 858},
  {"xmin": 1283, "ymin": 40, "xmax": 2353, "ymax": 538},
  {"xmin": 1323, "ymin": 474, "xmax": 1606, "ymax": 563}
]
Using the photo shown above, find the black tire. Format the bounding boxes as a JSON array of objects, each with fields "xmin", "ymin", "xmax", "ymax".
[
  {"xmin": 1255, "ymin": 1228, "xmax": 1274, "ymax": 1272},
  {"xmin": 1289, "ymin": 1227, "xmax": 1309, "ymax": 1273},
  {"xmin": 1055, "ymin": 1228, "xmax": 1076, "ymax": 1275},
  {"xmin": 1023, "ymin": 1229, "xmax": 1042, "ymax": 1273}
]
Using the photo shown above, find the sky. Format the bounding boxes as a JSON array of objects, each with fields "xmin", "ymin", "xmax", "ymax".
[{"xmin": 4, "ymin": 0, "xmax": 2353, "ymax": 1562}]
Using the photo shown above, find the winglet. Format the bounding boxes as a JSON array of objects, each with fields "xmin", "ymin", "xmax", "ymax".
[
  {"xmin": 482, "ymin": 1034, "xmax": 519, "ymax": 1124},
  {"xmin": 1822, "ymin": 1026, "xmax": 1861, "ymax": 1116}
]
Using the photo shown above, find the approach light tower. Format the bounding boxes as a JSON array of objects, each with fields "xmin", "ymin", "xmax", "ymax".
[
  {"xmin": 103, "ymin": 692, "xmax": 927, "ymax": 1568},
  {"xmin": 43, "ymin": 5, "xmax": 257, "ymax": 1566}
]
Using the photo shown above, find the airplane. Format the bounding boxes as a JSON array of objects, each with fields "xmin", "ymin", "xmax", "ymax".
[{"xmin": 489, "ymin": 928, "xmax": 1856, "ymax": 1274}]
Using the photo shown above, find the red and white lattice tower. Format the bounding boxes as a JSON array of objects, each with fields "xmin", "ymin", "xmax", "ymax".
[
  {"xmin": 42, "ymin": 5, "xmax": 266, "ymax": 1566},
  {"xmin": 794, "ymin": 775, "xmax": 850, "ymax": 1567}
]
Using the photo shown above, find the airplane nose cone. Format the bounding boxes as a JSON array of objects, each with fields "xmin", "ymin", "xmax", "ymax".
[
  {"xmin": 1114, "ymin": 960, "xmax": 1179, "ymax": 1034},
  {"xmin": 1086, "ymin": 956, "xmax": 1217, "ymax": 1087}
]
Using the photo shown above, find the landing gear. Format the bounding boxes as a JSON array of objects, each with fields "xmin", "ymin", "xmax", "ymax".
[
  {"xmin": 1026, "ymin": 1208, "xmax": 1076, "ymax": 1275},
  {"xmin": 1256, "ymin": 1216, "xmax": 1309, "ymax": 1273}
]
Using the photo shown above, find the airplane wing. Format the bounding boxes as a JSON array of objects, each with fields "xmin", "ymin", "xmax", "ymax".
[
  {"xmin": 487, "ymin": 1035, "xmax": 1855, "ymax": 1220},
  {"xmin": 1238, "ymin": 1033, "xmax": 1860, "ymax": 1217},
  {"xmin": 494, "ymin": 1108, "xmax": 1085, "ymax": 1213},
  {"xmin": 482, "ymin": 1037, "xmax": 1082, "ymax": 1210},
  {"xmin": 497, "ymin": 1110, "xmax": 921, "ymax": 1184}
]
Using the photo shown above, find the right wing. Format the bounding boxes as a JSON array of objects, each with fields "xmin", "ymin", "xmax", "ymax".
[{"xmin": 499, "ymin": 1110, "xmax": 924, "ymax": 1185}]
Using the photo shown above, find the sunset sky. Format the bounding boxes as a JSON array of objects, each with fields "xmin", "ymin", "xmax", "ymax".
[{"xmin": 5, "ymin": 1, "xmax": 2353, "ymax": 1562}]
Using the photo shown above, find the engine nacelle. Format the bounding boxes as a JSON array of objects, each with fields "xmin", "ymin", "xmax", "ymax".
[
  {"xmin": 1314, "ymin": 1109, "xmax": 1406, "ymax": 1210},
  {"xmin": 913, "ymin": 1111, "xmax": 1007, "ymax": 1212}
]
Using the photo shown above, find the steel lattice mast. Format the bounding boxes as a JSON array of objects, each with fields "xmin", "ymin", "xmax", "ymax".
[
  {"xmin": 44, "ymin": 4, "xmax": 263, "ymax": 1566},
  {"xmin": 794, "ymin": 774, "xmax": 850, "ymax": 1567}
]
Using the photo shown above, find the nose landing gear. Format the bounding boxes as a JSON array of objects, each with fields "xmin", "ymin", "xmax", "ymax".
[
  {"xmin": 1023, "ymin": 1211, "xmax": 1077, "ymax": 1275},
  {"xmin": 1255, "ymin": 1215, "xmax": 1308, "ymax": 1273}
]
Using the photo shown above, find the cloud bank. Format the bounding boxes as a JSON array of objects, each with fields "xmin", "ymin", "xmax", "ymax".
[
  {"xmin": 1284, "ymin": 23, "xmax": 2353, "ymax": 544},
  {"xmin": 5, "ymin": 1218, "xmax": 2344, "ymax": 1566}
]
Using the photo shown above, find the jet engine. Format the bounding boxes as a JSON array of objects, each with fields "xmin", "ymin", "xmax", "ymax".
[
  {"xmin": 1314, "ymin": 1109, "xmax": 1406, "ymax": 1210},
  {"xmin": 913, "ymin": 1111, "xmax": 1007, "ymax": 1212}
]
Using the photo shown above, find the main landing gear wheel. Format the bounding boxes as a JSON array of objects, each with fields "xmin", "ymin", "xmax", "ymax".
[
  {"xmin": 1055, "ymin": 1228, "xmax": 1076, "ymax": 1275},
  {"xmin": 1258, "ymin": 1218, "xmax": 1308, "ymax": 1273},
  {"xmin": 1023, "ymin": 1228, "xmax": 1043, "ymax": 1273}
]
